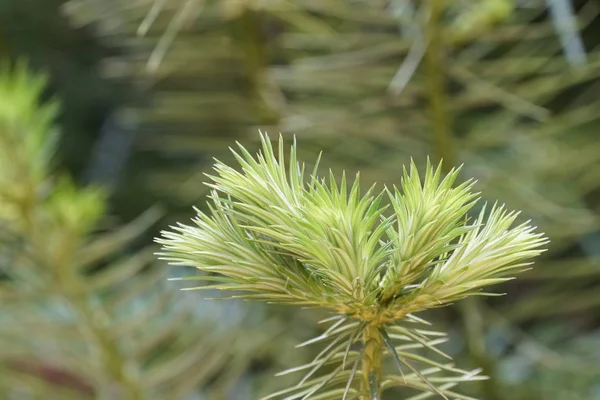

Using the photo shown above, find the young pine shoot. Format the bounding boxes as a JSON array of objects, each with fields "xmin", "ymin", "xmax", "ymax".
[{"xmin": 157, "ymin": 133, "xmax": 547, "ymax": 400}]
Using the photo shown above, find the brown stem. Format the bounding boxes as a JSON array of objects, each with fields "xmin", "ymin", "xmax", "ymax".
[
  {"xmin": 424, "ymin": 4, "xmax": 499, "ymax": 397},
  {"xmin": 232, "ymin": 8, "xmax": 283, "ymax": 125},
  {"xmin": 361, "ymin": 323, "xmax": 383, "ymax": 400},
  {"xmin": 424, "ymin": 0, "xmax": 455, "ymax": 168}
]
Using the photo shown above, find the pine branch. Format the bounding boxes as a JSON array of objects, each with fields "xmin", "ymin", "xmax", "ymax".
[{"xmin": 159, "ymin": 133, "xmax": 547, "ymax": 398}]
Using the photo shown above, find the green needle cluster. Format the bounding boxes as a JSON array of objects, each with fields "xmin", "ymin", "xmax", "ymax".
[{"xmin": 158, "ymin": 133, "xmax": 547, "ymax": 399}]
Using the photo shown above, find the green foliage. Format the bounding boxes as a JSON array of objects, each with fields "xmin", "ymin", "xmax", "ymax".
[
  {"xmin": 158, "ymin": 134, "xmax": 547, "ymax": 399},
  {"xmin": 0, "ymin": 62, "xmax": 58, "ymax": 214},
  {"xmin": 0, "ymin": 63, "xmax": 262, "ymax": 399}
]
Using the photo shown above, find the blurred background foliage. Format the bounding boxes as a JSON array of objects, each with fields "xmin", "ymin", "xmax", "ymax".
[{"xmin": 1, "ymin": 0, "xmax": 600, "ymax": 399}]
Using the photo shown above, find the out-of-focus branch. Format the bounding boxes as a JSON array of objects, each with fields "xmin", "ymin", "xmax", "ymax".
[{"xmin": 424, "ymin": 0, "xmax": 454, "ymax": 168}]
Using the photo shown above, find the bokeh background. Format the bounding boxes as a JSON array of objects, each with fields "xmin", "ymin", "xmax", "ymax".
[{"xmin": 1, "ymin": 0, "xmax": 600, "ymax": 399}]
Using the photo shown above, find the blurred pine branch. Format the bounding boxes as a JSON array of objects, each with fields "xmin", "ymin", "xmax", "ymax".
[{"xmin": 0, "ymin": 62, "xmax": 271, "ymax": 399}]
